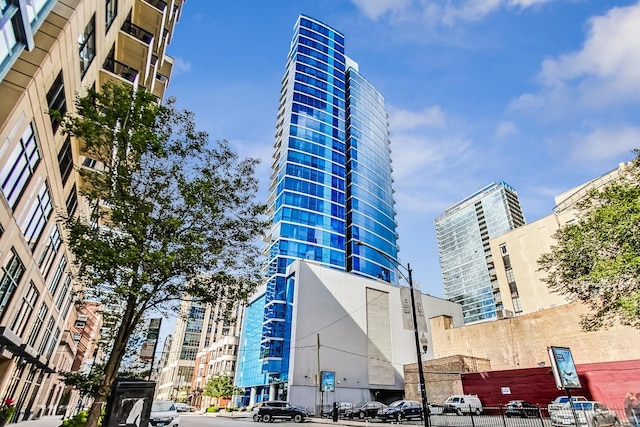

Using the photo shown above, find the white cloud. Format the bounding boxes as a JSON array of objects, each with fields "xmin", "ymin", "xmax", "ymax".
[
  {"xmin": 566, "ymin": 126, "xmax": 640, "ymax": 164},
  {"xmin": 494, "ymin": 121, "xmax": 518, "ymax": 139},
  {"xmin": 172, "ymin": 57, "xmax": 192, "ymax": 74},
  {"xmin": 513, "ymin": 2, "xmax": 640, "ymax": 115},
  {"xmin": 388, "ymin": 106, "xmax": 446, "ymax": 132},
  {"xmin": 350, "ymin": 0, "xmax": 557, "ymax": 24},
  {"xmin": 350, "ymin": 0, "xmax": 412, "ymax": 20}
]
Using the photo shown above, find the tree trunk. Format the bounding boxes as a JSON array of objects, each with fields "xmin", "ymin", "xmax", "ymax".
[{"xmin": 84, "ymin": 296, "xmax": 139, "ymax": 427}]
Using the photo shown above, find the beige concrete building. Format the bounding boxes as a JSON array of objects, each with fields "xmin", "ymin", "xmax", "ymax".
[
  {"xmin": 157, "ymin": 296, "xmax": 244, "ymax": 403},
  {"xmin": 429, "ymin": 301, "xmax": 640, "ymax": 371},
  {"xmin": 0, "ymin": 0, "xmax": 182, "ymax": 419},
  {"xmin": 489, "ymin": 162, "xmax": 632, "ymax": 316}
]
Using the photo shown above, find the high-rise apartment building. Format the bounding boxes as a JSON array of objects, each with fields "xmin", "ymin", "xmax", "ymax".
[
  {"xmin": 156, "ymin": 297, "xmax": 244, "ymax": 403},
  {"xmin": 0, "ymin": 0, "xmax": 182, "ymax": 419},
  {"xmin": 435, "ymin": 182, "xmax": 525, "ymax": 324},
  {"xmin": 236, "ymin": 15, "xmax": 399, "ymax": 402}
]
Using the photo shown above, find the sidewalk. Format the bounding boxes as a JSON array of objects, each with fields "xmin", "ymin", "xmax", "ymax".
[{"xmin": 8, "ymin": 416, "xmax": 62, "ymax": 427}]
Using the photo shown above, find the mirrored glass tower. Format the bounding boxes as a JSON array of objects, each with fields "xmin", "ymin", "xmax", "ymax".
[{"xmin": 236, "ymin": 14, "xmax": 399, "ymax": 402}]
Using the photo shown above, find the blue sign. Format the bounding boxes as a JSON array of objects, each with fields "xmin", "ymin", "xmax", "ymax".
[{"xmin": 321, "ymin": 371, "xmax": 335, "ymax": 392}]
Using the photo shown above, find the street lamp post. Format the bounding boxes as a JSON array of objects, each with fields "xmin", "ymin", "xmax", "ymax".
[{"xmin": 355, "ymin": 241, "xmax": 430, "ymax": 427}]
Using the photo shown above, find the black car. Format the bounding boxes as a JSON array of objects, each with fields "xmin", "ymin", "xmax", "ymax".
[
  {"xmin": 505, "ymin": 400, "xmax": 539, "ymax": 418},
  {"xmin": 256, "ymin": 401, "xmax": 306, "ymax": 423},
  {"xmin": 377, "ymin": 400, "xmax": 423, "ymax": 422},
  {"xmin": 347, "ymin": 401, "xmax": 386, "ymax": 419}
]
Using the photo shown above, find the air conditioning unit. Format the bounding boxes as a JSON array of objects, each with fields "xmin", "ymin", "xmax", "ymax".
[
  {"xmin": 75, "ymin": 315, "xmax": 88, "ymax": 329},
  {"xmin": 496, "ymin": 309, "xmax": 514, "ymax": 319},
  {"xmin": 72, "ymin": 333, "xmax": 82, "ymax": 342}
]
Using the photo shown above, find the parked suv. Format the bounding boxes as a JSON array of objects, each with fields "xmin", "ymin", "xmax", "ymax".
[
  {"xmin": 347, "ymin": 401, "xmax": 386, "ymax": 419},
  {"xmin": 443, "ymin": 395, "xmax": 483, "ymax": 415},
  {"xmin": 256, "ymin": 401, "xmax": 306, "ymax": 423},
  {"xmin": 377, "ymin": 400, "xmax": 423, "ymax": 422}
]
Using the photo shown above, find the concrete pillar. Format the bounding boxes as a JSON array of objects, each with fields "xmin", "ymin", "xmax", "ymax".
[
  {"xmin": 269, "ymin": 384, "xmax": 277, "ymax": 401},
  {"xmin": 249, "ymin": 387, "xmax": 257, "ymax": 406}
]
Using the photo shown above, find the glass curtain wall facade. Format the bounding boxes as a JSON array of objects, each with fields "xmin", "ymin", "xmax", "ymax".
[
  {"xmin": 435, "ymin": 182, "xmax": 525, "ymax": 324},
  {"xmin": 236, "ymin": 15, "xmax": 398, "ymax": 401}
]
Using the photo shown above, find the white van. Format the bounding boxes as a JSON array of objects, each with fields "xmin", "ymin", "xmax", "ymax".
[{"xmin": 443, "ymin": 395, "xmax": 483, "ymax": 415}]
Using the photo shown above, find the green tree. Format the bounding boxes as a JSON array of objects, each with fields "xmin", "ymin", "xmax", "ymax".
[
  {"xmin": 57, "ymin": 82, "xmax": 268, "ymax": 427},
  {"xmin": 202, "ymin": 375, "xmax": 244, "ymax": 404},
  {"xmin": 538, "ymin": 150, "xmax": 640, "ymax": 331}
]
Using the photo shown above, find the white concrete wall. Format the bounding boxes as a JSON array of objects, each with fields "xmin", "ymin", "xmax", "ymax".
[{"xmin": 286, "ymin": 260, "xmax": 463, "ymax": 409}]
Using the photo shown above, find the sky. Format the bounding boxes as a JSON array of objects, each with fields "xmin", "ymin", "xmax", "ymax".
[{"xmin": 163, "ymin": 0, "xmax": 640, "ymax": 300}]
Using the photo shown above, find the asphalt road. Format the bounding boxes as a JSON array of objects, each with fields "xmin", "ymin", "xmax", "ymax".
[{"xmin": 178, "ymin": 413, "xmax": 554, "ymax": 427}]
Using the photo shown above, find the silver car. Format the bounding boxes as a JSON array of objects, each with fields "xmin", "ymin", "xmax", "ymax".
[{"xmin": 550, "ymin": 401, "xmax": 620, "ymax": 427}]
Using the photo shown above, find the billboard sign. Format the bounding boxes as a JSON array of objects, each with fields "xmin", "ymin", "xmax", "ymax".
[
  {"xmin": 548, "ymin": 346, "xmax": 582, "ymax": 389},
  {"xmin": 320, "ymin": 371, "xmax": 335, "ymax": 392}
]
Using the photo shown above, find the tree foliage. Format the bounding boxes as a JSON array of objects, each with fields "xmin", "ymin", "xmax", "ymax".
[
  {"xmin": 58, "ymin": 81, "xmax": 268, "ymax": 427},
  {"xmin": 538, "ymin": 150, "xmax": 640, "ymax": 330},
  {"xmin": 202, "ymin": 375, "xmax": 243, "ymax": 399}
]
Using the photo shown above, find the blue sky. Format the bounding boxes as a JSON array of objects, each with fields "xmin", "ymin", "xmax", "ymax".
[{"xmin": 164, "ymin": 0, "xmax": 640, "ymax": 299}]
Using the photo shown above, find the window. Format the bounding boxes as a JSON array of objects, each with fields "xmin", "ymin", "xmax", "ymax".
[
  {"xmin": 25, "ymin": 0, "xmax": 50, "ymax": 25},
  {"xmin": 55, "ymin": 275, "xmax": 71, "ymax": 309},
  {"xmin": 1, "ymin": 123, "xmax": 41, "ymax": 210},
  {"xmin": 66, "ymin": 184, "xmax": 78, "ymax": 217},
  {"xmin": 46, "ymin": 326, "xmax": 60, "ymax": 359},
  {"xmin": 57, "ymin": 137, "xmax": 73, "ymax": 185},
  {"xmin": 0, "ymin": 2, "xmax": 20, "ymax": 71},
  {"xmin": 47, "ymin": 71, "xmax": 66, "ymax": 133},
  {"xmin": 79, "ymin": 15, "xmax": 96, "ymax": 77},
  {"xmin": 47, "ymin": 256, "xmax": 67, "ymax": 296},
  {"xmin": 0, "ymin": 249, "xmax": 25, "ymax": 321},
  {"xmin": 38, "ymin": 224, "xmax": 61, "ymax": 278},
  {"xmin": 105, "ymin": 0, "xmax": 117, "ymax": 31},
  {"xmin": 26, "ymin": 303, "xmax": 48, "ymax": 348},
  {"xmin": 37, "ymin": 316, "xmax": 55, "ymax": 355},
  {"xmin": 20, "ymin": 182, "xmax": 53, "ymax": 249},
  {"xmin": 11, "ymin": 281, "xmax": 39, "ymax": 337}
]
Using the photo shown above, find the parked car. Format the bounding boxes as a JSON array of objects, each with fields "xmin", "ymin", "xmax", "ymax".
[
  {"xmin": 548, "ymin": 396, "xmax": 589, "ymax": 417},
  {"xmin": 505, "ymin": 400, "xmax": 539, "ymax": 418},
  {"xmin": 322, "ymin": 402, "xmax": 353, "ymax": 418},
  {"xmin": 149, "ymin": 401, "xmax": 179, "ymax": 427},
  {"xmin": 550, "ymin": 401, "xmax": 620, "ymax": 427},
  {"xmin": 174, "ymin": 403, "xmax": 189, "ymax": 413},
  {"xmin": 427, "ymin": 403, "xmax": 444, "ymax": 415},
  {"xmin": 346, "ymin": 401, "xmax": 386, "ymax": 419},
  {"xmin": 443, "ymin": 395, "xmax": 483, "ymax": 415},
  {"xmin": 251, "ymin": 402, "xmax": 266, "ymax": 422},
  {"xmin": 377, "ymin": 400, "xmax": 423, "ymax": 422},
  {"xmin": 256, "ymin": 401, "xmax": 306, "ymax": 423}
]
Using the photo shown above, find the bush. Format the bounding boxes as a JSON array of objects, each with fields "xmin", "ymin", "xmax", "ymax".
[
  {"xmin": 61, "ymin": 410, "xmax": 89, "ymax": 427},
  {"xmin": 206, "ymin": 406, "xmax": 220, "ymax": 413}
]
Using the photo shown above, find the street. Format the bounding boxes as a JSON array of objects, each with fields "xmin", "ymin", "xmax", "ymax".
[{"xmin": 178, "ymin": 413, "xmax": 555, "ymax": 427}]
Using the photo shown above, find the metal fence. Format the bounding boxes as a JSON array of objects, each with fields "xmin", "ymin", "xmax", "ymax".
[{"xmin": 308, "ymin": 404, "xmax": 634, "ymax": 427}]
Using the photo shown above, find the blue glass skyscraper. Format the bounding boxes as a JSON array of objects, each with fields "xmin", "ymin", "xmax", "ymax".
[
  {"xmin": 435, "ymin": 182, "xmax": 525, "ymax": 324},
  {"xmin": 236, "ymin": 15, "xmax": 398, "ymax": 403}
]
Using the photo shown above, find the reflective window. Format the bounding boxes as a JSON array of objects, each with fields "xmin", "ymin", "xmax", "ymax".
[
  {"xmin": 79, "ymin": 15, "xmax": 96, "ymax": 77},
  {"xmin": 10, "ymin": 280, "xmax": 39, "ymax": 337},
  {"xmin": 105, "ymin": 0, "xmax": 117, "ymax": 31},
  {"xmin": 57, "ymin": 137, "xmax": 73, "ymax": 185},
  {"xmin": 1, "ymin": 123, "xmax": 41, "ymax": 210},
  {"xmin": 20, "ymin": 182, "xmax": 53, "ymax": 249},
  {"xmin": 0, "ymin": 248, "xmax": 25, "ymax": 320},
  {"xmin": 26, "ymin": 303, "xmax": 47, "ymax": 347},
  {"xmin": 47, "ymin": 71, "xmax": 66, "ymax": 134}
]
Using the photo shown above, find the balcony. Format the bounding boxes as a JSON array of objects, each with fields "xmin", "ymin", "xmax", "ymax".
[
  {"xmin": 102, "ymin": 56, "xmax": 139, "ymax": 84},
  {"xmin": 144, "ymin": 0, "xmax": 167, "ymax": 12},
  {"xmin": 121, "ymin": 20, "xmax": 154, "ymax": 44}
]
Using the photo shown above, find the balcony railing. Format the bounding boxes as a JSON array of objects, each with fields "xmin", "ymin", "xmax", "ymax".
[
  {"xmin": 103, "ymin": 57, "xmax": 139, "ymax": 83},
  {"xmin": 121, "ymin": 20, "xmax": 154, "ymax": 44},
  {"xmin": 143, "ymin": 0, "xmax": 166, "ymax": 12}
]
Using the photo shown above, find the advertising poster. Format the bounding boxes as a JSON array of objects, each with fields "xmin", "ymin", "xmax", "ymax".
[
  {"xmin": 548, "ymin": 346, "xmax": 582, "ymax": 389},
  {"xmin": 320, "ymin": 371, "xmax": 335, "ymax": 392}
]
